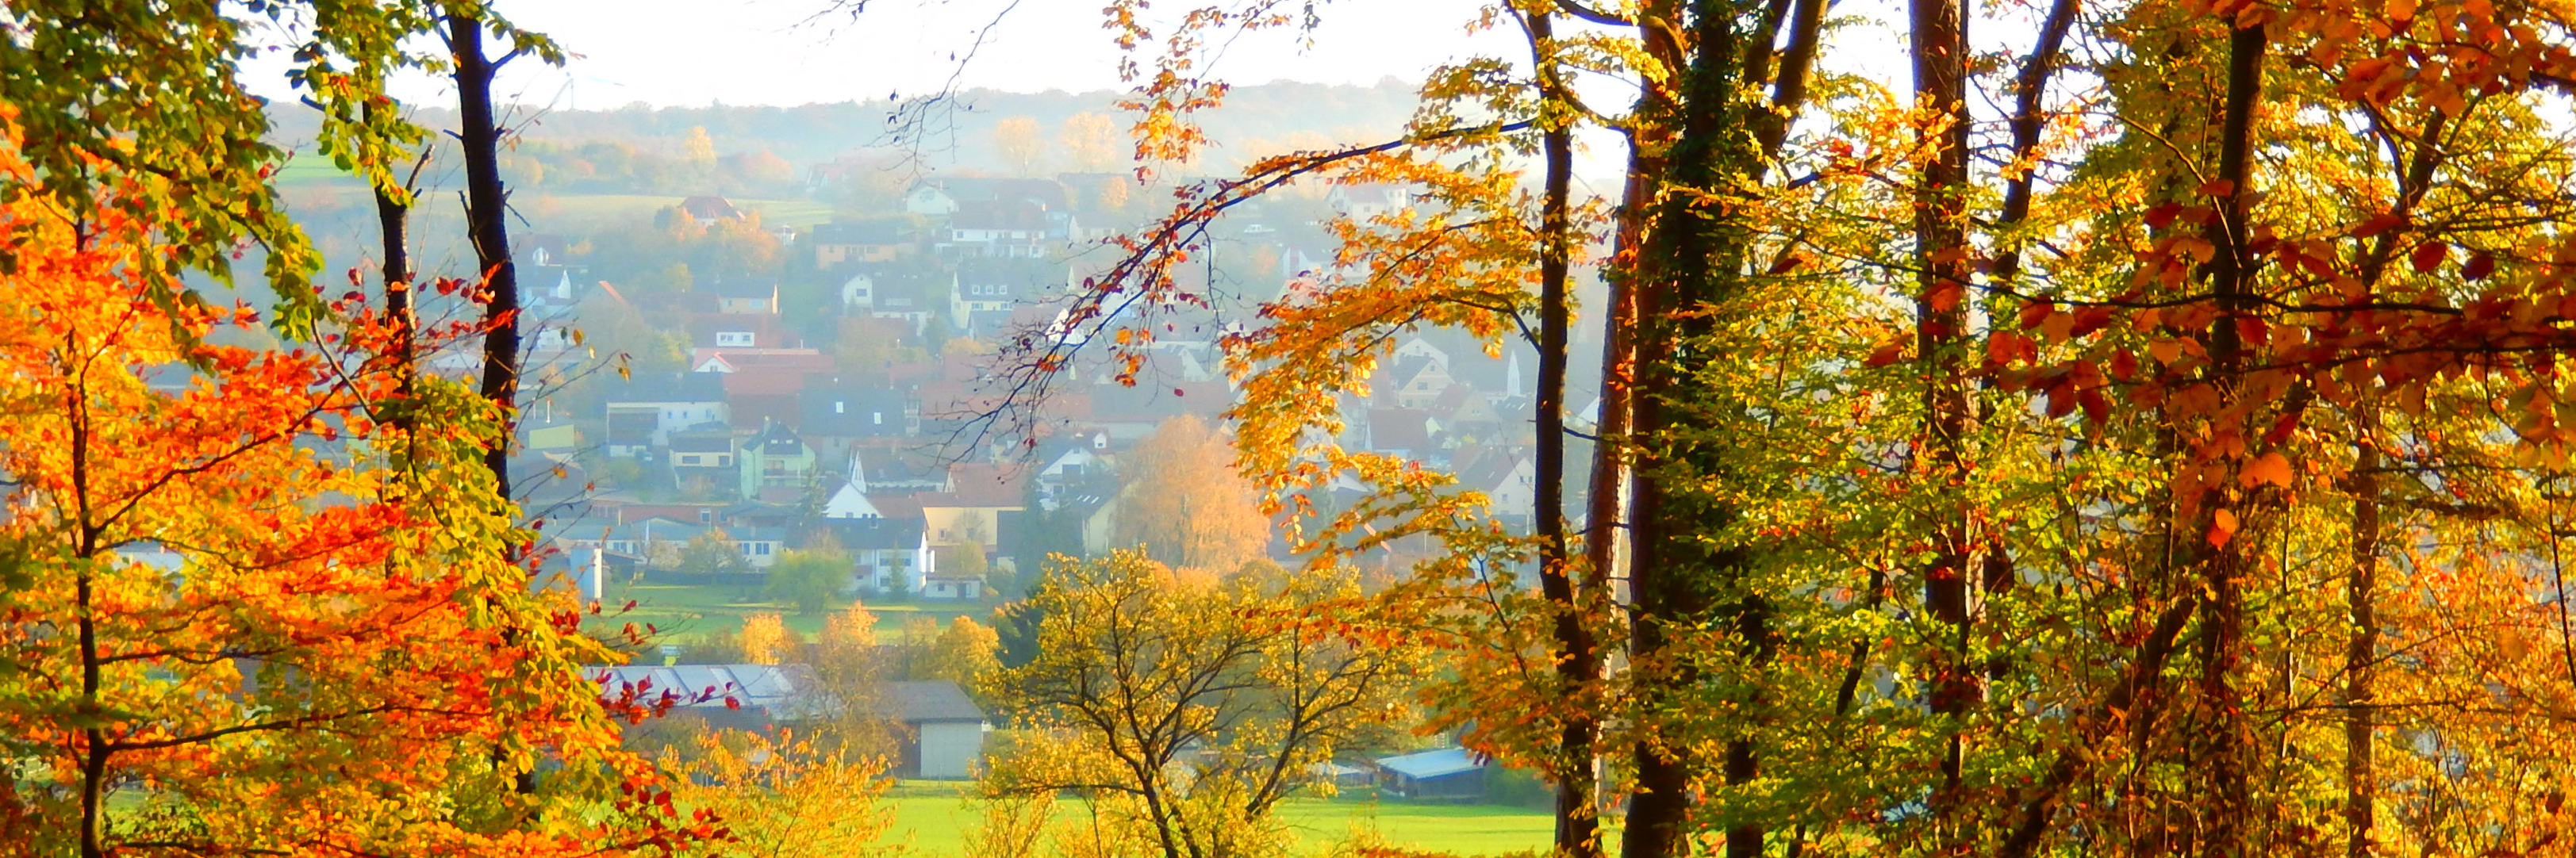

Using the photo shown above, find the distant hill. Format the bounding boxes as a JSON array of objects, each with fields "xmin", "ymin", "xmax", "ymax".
[{"xmin": 263, "ymin": 79, "xmax": 1424, "ymax": 178}]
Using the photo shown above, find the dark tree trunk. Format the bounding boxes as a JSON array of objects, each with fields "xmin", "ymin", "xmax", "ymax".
[
  {"xmin": 1517, "ymin": 6, "xmax": 1603, "ymax": 856},
  {"xmin": 450, "ymin": 11, "xmax": 521, "ymax": 500},
  {"xmin": 2198, "ymin": 21, "xmax": 2267, "ymax": 857},
  {"xmin": 1623, "ymin": 2, "xmax": 1757, "ymax": 856}
]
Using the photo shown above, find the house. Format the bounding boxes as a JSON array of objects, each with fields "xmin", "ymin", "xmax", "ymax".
[
  {"xmin": 570, "ymin": 516, "xmax": 705, "ymax": 569},
  {"xmin": 888, "ymin": 680, "xmax": 990, "ymax": 779},
  {"xmin": 687, "ymin": 313, "xmax": 798, "ymax": 350},
  {"xmin": 721, "ymin": 370, "xmax": 809, "ymax": 431},
  {"xmin": 923, "ymin": 545, "xmax": 986, "ymax": 601},
  {"xmin": 730, "ymin": 527, "xmax": 789, "ymax": 569},
  {"xmin": 603, "ymin": 372, "xmax": 730, "ymax": 457},
  {"xmin": 842, "ymin": 265, "xmax": 954, "ymax": 334},
  {"xmin": 800, "ymin": 383, "xmax": 909, "ymax": 444},
  {"xmin": 812, "ymin": 218, "xmax": 912, "ymax": 266},
  {"xmin": 942, "ymin": 200, "xmax": 1054, "ymax": 259},
  {"xmin": 666, "ymin": 428, "xmax": 739, "ymax": 496},
  {"xmin": 1373, "ymin": 748, "xmax": 1488, "ymax": 799},
  {"xmin": 950, "ymin": 258, "xmax": 1066, "ymax": 329},
  {"xmin": 1327, "ymin": 184, "xmax": 1416, "ymax": 222},
  {"xmin": 690, "ymin": 347, "xmax": 835, "ymax": 377},
  {"xmin": 520, "ymin": 401, "xmax": 581, "ymax": 453},
  {"xmin": 1363, "ymin": 408, "xmax": 1441, "ymax": 459},
  {"xmin": 918, "ymin": 462, "xmax": 1029, "ymax": 550},
  {"xmin": 738, "ymin": 420, "xmax": 819, "ymax": 502},
  {"xmin": 1381, "ymin": 354, "xmax": 1453, "ymax": 409},
  {"xmin": 1452, "ymin": 446, "xmax": 1537, "ymax": 523},
  {"xmin": 703, "ymin": 278, "xmax": 780, "ymax": 315},
  {"xmin": 678, "ymin": 195, "xmax": 747, "ymax": 226},
  {"xmin": 821, "ymin": 515, "xmax": 932, "ymax": 594},
  {"xmin": 904, "ymin": 177, "xmax": 1071, "ymax": 218}
]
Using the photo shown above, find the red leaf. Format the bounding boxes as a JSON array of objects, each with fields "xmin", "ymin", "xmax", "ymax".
[
  {"xmin": 2351, "ymin": 212, "xmax": 2405, "ymax": 238},
  {"xmin": 2144, "ymin": 203, "xmax": 2184, "ymax": 229},
  {"xmin": 2409, "ymin": 241, "xmax": 2447, "ymax": 273},
  {"xmin": 2464, "ymin": 251, "xmax": 2496, "ymax": 281}
]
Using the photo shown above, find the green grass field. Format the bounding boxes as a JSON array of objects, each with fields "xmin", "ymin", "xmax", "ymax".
[
  {"xmin": 593, "ymin": 580, "xmax": 979, "ymax": 648},
  {"xmin": 873, "ymin": 783, "xmax": 1557, "ymax": 857}
]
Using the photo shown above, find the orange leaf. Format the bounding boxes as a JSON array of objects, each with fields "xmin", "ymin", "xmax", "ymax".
[
  {"xmin": 2240, "ymin": 450, "xmax": 2293, "ymax": 488},
  {"xmin": 2208, "ymin": 508, "xmax": 2240, "ymax": 547}
]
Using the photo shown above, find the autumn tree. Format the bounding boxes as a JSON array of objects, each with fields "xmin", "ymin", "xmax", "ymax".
[
  {"xmin": 0, "ymin": 117, "xmax": 703, "ymax": 856},
  {"xmin": 919, "ymin": 615, "xmax": 1003, "ymax": 691},
  {"xmin": 1061, "ymin": 112, "xmax": 1123, "ymax": 171},
  {"xmin": 994, "ymin": 116, "xmax": 1045, "ymax": 177},
  {"xmin": 985, "ymin": 552, "xmax": 1421, "ymax": 858},
  {"xmin": 661, "ymin": 728, "xmax": 893, "ymax": 858},
  {"xmin": 1114, "ymin": 415, "xmax": 1272, "ymax": 573},
  {"xmin": 738, "ymin": 612, "xmax": 793, "ymax": 665}
]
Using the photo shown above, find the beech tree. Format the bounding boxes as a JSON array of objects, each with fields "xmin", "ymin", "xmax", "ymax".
[{"xmin": 0, "ymin": 117, "xmax": 707, "ymax": 856}]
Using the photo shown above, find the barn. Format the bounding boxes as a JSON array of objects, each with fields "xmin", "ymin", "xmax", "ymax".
[
  {"xmin": 1374, "ymin": 747, "xmax": 1488, "ymax": 800},
  {"xmin": 889, "ymin": 680, "xmax": 990, "ymax": 779}
]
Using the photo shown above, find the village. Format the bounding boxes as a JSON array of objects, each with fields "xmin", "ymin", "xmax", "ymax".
[{"xmin": 482, "ymin": 171, "xmax": 1549, "ymax": 803}]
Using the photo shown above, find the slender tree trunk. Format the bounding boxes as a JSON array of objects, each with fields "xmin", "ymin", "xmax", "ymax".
[
  {"xmin": 1910, "ymin": 0, "xmax": 1976, "ymax": 815},
  {"xmin": 1991, "ymin": 0, "xmax": 2080, "ymax": 285},
  {"xmin": 2199, "ymin": 21, "xmax": 2267, "ymax": 857},
  {"xmin": 450, "ymin": 10, "xmax": 521, "ymax": 500},
  {"xmin": 1516, "ymin": 6, "xmax": 1603, "ymax": 856},
  {"xmin": 2344, "ymin": 416, "xmax": 2380, "ymax": 858}
]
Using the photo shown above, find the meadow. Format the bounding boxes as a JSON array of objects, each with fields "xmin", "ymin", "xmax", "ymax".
[
  {"xmin": 597, "ymin": 579, "xmax": 979, "ymax": 648},
  {"xmin": 874, "ymin": 782, "xmax": 1557, "ymax": 857}
]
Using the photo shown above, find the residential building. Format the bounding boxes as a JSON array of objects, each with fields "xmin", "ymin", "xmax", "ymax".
[
  {"xmin": 703, "ymin": 278, "xmax": 780, "ymax": 315},
  {"xmin": 603, "ymin": 372, "xmax": 729, "ymax": 457},
  {"xmin": 812, "ymin": 218, "xmax": 912, "ymax": 266},
  {"xmin": 821, "ymin": 515, "xmax": 932, "ymax": 593},
  {"xmin": 737, "ymin": 420, "xmax": 818, "ymax": 502}
]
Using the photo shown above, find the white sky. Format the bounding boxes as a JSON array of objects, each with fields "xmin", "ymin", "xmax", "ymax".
[{"xmin": 243, "ymin": 0, "xmax": 1521, "ymax": 109}]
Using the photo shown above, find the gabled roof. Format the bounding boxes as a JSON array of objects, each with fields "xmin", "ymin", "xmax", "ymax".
[
  {"xmin": 668, "ymin": 432, "xmax": 735, "ymax": 454},
  {"xmin": 1374, "ymin": 747, "xmax": 1484, "ymax": 780},
  {"xmin": 749, "ymin": 421, "xmax": 808, "ymax": 456},
  {"xmin": 886, "ymin": 680, "xmax": 986, "ymax": 723},
  {"xmin": 607, "ymin": 370, "xmax": 727, "ymax": 404},
  {"xmin": 946, "ymin": 462, "xmax": 1031, "ymax": 507},
  {"xmin": 1368, "ymin": 408, "xmax": 1437, "ymax": 454},
  {"xmin": 822, "ymin": 515, "xmax": 926, "ymax": 550},
  {"xmin": 679, "ymin": 195, "xmax": 745, "ymax": 221}
]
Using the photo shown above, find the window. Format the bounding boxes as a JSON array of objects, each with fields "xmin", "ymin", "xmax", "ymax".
[
  {"xmin": 872, "ymin": 412, "xmax": 884, "ymax": 426},
  {"xmin": 835, "ymin": 400, "xmax": 846, "ymax": 414},
  {"xmin": 716, "ymin": 331, "xmax": 754, "ymax": 347},
  {"xmin": 756, "ymin": 543, "xmax": 772, "ymax": 555}
]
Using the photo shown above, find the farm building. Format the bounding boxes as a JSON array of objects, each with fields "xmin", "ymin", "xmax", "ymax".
[
  {"xmin": 889, "ymin": 680, "xmax": 990, "ymax": 779},
  {"xmin": 1374, "ymin": 747, "xmax": 1488, "ymax": 800}
]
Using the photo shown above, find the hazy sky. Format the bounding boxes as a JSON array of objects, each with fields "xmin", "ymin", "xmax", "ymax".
[{"xmin": 248, "ymin": 0, "xmax": 1522, "ymax": 109}]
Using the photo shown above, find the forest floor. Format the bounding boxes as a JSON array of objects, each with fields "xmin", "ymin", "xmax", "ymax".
[{"xmin": 876, "ymin": 781, "xmax": 1559, "ymax": 856}]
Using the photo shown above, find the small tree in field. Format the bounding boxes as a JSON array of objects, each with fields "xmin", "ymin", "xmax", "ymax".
[
  {"xmin": 985, "ymin": 552, "xmax": 1421, "ymax": 858},
  {"xmin": 767, "ymin": 535, "xmax": 851, "ymax": 615}
]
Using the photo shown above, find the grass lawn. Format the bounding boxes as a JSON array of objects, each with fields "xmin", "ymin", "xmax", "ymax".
[
  {"xmin": 592, "ymin": 579, "xmax": 981, "ymax": 650},
  {"xmin": 873, "ymin": 783, "xmax": 1557, "ymax": 857}
]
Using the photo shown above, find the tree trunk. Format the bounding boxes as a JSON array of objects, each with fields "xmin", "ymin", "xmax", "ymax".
[
  {"xmin": 2199, "ymin": 20, "xmax": 2267, "ymax": 857},
  {"xmin": 1516, "ymin": 6, "xmax": 1603, "ymax": 856},
  {"xmin": 1624, "ymin": 2, "xmax": 1756, "ymax": 856},
  {"xmin": 450, "ymin": 10, "xmax": 521, "ymax": 500},
  {"xmin": 1910, "ymin": 0, "xmax": 1976, "ymax": 816},
  {"xmin": 2344, "ymin": 420, "xmax": 2380, "ymax": 858}
]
